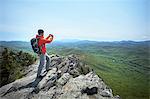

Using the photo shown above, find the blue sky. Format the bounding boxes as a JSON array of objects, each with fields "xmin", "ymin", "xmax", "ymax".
[{"xmin": 0, "ymin": 0, "xmax": 149, "ymax": 41}]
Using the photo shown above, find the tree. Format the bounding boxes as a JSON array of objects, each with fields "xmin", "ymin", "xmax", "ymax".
[{"xmin": 0, "ymin": 48, "xmax": 36, "ymax": 87}]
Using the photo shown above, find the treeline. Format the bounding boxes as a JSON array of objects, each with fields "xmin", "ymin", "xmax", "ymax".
[{"xmin": 0, "ymin": 48, "xmax": 36, "ymax": 87}]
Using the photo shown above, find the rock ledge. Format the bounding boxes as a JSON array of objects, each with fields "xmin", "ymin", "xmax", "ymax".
[{"xmin": 0, "ymin": 54, "xmax": 120, "ymax": 99}]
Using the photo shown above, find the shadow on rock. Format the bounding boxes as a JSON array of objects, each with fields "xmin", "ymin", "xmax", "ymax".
[{"xmin": 18, "ymin": 76, "xmax": 43, "ymax": 91}]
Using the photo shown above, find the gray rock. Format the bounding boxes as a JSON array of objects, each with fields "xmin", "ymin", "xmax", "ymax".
[
  {"xmin": 0, "ymin": 54, "xmax": 119, "ymax": 99},
  {"xmin": 0, "ymin": 73, "xmax": 36, "ymax": 96},
  {"xmin": 37, "ymin": 68, "xmax": 57, "ymax": 90},
  {"xmin": 100, "ymin": 89, "xmax": 113, "ymax": 97},
  {"xmin": 114, "ymin": 95, "xmax": 120, "ymax": 99},
  {"xmin": 69, "ymin": 69, "xmax": 80, "ymax": 78},
  {"xmin": 57, "ymin": 73, "xmax": 72, "ymax": 86},
  {"xmin": 58, "ymin": 72, "xmax": 112, "ymax": 99}
]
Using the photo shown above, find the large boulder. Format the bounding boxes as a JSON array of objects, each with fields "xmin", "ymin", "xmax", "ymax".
[{"xmin": 58, "ymin": 72, "xmax": 115, "ymax": 99}]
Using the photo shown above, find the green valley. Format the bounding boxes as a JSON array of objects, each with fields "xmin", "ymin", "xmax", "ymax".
[{"xmin": 0, "ymin": 40, "xmax": 149, "ymax": 99}]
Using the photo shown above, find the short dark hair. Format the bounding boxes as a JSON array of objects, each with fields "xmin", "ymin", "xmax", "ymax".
[{"xmin": 38, "ymin": 29, "xmax": 44, "ymax": 35}]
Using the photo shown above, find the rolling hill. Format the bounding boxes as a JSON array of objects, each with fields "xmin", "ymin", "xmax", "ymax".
[{"xmin": 0, "ymin": 40, "xmax": 149, "ymax": 99}]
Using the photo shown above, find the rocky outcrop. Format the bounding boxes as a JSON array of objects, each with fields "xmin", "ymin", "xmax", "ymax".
[{"xmin": 0, "ymin": 54, "xmax": 120, "ymax": 99}]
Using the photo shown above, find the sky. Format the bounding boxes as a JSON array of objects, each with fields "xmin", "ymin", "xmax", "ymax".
[{"xmin": 0, "ymin": 0, "xmax": 149, "ymax": 41}]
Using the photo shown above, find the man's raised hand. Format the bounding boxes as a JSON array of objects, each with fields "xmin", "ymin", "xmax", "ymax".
[{"xmin": 49, "ymin": 34, "xmax": 53, "ymax": 37}]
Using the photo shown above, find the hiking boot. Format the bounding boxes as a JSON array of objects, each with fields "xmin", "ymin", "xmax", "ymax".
[
  {"xmin": 41, "ymin": 71, "xmax": 47, "ymax": 76},
  {"xmin": 37, "ymin": 71, "xmax": 47, "ymax": 78},
  {"xmin": 37, "ymin": 75, "xmax": 44, "ymax": 78},
  {"xmin": 46, "ymin": 67, "xmax": 52, "ymax": 72}
]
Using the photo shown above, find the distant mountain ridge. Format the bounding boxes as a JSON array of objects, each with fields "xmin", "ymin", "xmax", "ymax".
[{"xmin": 0, "ymin": 40, "xmax": 149, "ymax": 48}]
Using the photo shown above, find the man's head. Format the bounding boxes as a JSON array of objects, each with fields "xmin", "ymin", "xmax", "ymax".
[{"xmin": 38, "ymin": 29, "xmax": 44, "ymax": 36}]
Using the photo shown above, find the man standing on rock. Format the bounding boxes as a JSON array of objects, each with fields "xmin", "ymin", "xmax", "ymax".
[{"xmin": 36, "ymin": 29, "xmax": 54, "ymax": 78}]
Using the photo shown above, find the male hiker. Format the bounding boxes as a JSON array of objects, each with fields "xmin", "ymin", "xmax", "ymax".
[{"xmin": 35, "ymin": 29, "xmax": 54, "ymax": 78}]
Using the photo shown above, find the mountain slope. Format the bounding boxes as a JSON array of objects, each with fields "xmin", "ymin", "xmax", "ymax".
[
  {"xmin": 1, "ymin": 40, "xmax": 149, "ymax": 99},
  {"xmin": 0, "ymin": 54, "xmax": 119, "ymax": 99}
]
